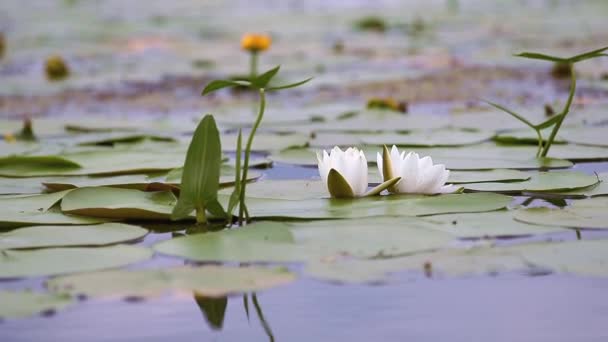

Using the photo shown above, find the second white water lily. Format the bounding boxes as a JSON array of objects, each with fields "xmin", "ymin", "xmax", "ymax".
[{"xmin": 377, "ymin": 145, "xmax": 459, "ymax": 194}]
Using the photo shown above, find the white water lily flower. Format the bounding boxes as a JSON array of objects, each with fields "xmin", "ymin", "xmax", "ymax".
[
  {"xmin": 377, "ymin": 145, "xmax": 458, "ymax": 194},
  {"xmin": 317, "ymin": 146, "xmax": 368, "ymax": 198}
]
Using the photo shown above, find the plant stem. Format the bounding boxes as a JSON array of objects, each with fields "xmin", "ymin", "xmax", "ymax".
[
  {"xmin": 196, "ymin": 205, "xmax": 207, "ymax": 225},
  {"xmin": 541, "ymin": 63, "xmax": 576, "ymax": 157},
  {"xmin": 250, "ymin": 51, "xmax": 258, "ymax": 80},
  {"xmin": 238, "ymin": 88, "xmax": 266, "ymax": 225}
]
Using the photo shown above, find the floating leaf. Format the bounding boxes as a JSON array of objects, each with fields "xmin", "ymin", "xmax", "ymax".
[
  {"xmin": 0, "ymin": 290, "xmax": 73, "ymax": 319},
  {"xmin": 513, "ymin": 197, "xmax": 608, "ymax": 229},
  {"xmin": 465, "ymin": 171, "xmax": 599, "ymax": 193},
  {"xmin": 0, "ymin": 223, "xmax": 148, "ymax": 249},
  {"xmin": 0, "ymin": 245, "xmax": 152, "ymax": 278},
  {"xmin": 61, "ymin": 187, "xmax": 177, "ymax": 220},
  {"xmin": 47, "ymin": 266, "xmax": 296, "ymax": 299}
]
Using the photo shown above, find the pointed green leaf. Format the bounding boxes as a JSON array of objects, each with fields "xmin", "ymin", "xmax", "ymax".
[
  {"xmin": 568, "ymin": 46, "xmax": 608, "ymax": 63},
  {"xmin": 202, "ymin": 80, "xmax": 251, "ymax": 96},
  {"xmin": 227, "ymin": 130, "xmax": 243, "ymax": 218},
  {"xmin": 381, "ymin": 145, "xmax": 396, "ymax": 191},
  {"xmin": 266, "ymin": 77, "xmax": 313, "ymax": 91},
  {"xmin": 514, "ymin": 52, "xmax": 566, "ymax": 63},
  {"xmin": 327, "ymin": 168, "xmax": 355, "ymax": 198},
  {"xmin": 172, "ymin": 115, "xmax": 224, "ymax": 221},
  {"xmin": 535, "ymin": 113, "xmax": 564, "ymax": 130},
  {"xmin": 365, "ymin": 177, "xmax": 401, "ymax": 196},
  {"xmin": 252, "ymin": 65, "xmax": 280, "ymax": 88}
]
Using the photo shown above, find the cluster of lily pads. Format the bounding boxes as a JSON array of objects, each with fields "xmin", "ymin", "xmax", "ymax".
[{"xmin": 2, "ymin": 43, "xmax": 608, "ymax": 322}]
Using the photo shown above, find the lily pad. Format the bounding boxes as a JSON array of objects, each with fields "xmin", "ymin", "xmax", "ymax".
[
  {"xmin": 155, "ymin": 219, "xmax": 453, "ymax": 263},
  {"xmin": 0, "ymin": 290, "xmax": 73, "ymax": 319},
  {"xmin": 424, "ymin": 211, "xmax": 567, "ymax": 238},
  {"xmin": 513, "ymin": 197, "xmax": 608, "ymax": 229},
  {"xmin": 447, "ymin": 169, "xmax": 531, "ymax": 184},
  {"xmin": 220, "ymin": 132, "xmax": 309, "ymax": 151},
  {"xmin": 555, "ymin": 172, "xmax": 608, "ymax": 197},
  {"xmin": 0, "ymin": 191, "xmax": 106, "ymax": 229},
  {"xmin": 0, "ymin": 223, "xmax": 148, "ymax": 249},
  {"xmin": 306, "ymin": 247, "xmax": 528, "ymax": 283},
  {"xmin": 0, "ymin": 245, "xmax": 153, "ymax": 279},
  {"xmin": 61, "ymin": 187, "xmax": 177, "ymax": 220},
  {"xmin": 360, "ymin": 129, "xmax": 495, "ymax": 147},
  {"xmin": 512, "ymin": 240, "xmax": 608, "ymax": 277},
  {"xmin": 464, "ymin": 171, "xmax": 599, "ymax": 193},
  {"xmin": 561, "ymin": 127, "xmax": 608, "ymax": 147},
  {"xmin": 220, "ymin": 179, "xmax": 327, "ymax": 200},
  {"xmin": 47, "ymin": 266, "xmax": 296, "ymax": 299},
  {"xmin": 222, "ymin": 192, "xmax": 512, "ymax": 220}
]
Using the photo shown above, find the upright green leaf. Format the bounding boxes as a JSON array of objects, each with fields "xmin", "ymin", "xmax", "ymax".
[
  {"xmin": 227, "ymin": 130, "xmax": 243, "ymax": 220},
  {"xmin": 266, "ymin": 77, "xmax": 313, "ymax": 91},
  {"xmin": 252, "ymin": 65, "xmax": 280, "ymax": 88},
  {"xmin": 172, "ymin": 115, "xmax": 224, "ymax": 222}
]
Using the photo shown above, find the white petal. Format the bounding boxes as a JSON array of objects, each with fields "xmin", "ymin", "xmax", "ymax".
[
  {"xmin": 376, "ymin": 152, "xmax": 384, "ymax": 180},
  {"xmin": 417, "ymin": 164, "xmax": 445, "ymax": 194},
  {"xmin": 398, "ymin": 152, "xmax": 419, "ymax": 193}
]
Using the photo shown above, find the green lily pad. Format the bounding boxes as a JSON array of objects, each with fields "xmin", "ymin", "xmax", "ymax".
[
  {"xmin": 424, "ymin": 211, "xmax": 567, "ymax": 238},
  {"xmin": 70, "ymin": 132, "xmax": 176, "ymax": 146},
  {"xmin": 220, "ymin": 179, "xmax": 327, "ymax": 200},
  {"xmin": 306, "ymin": 247, "xmax": 527, "ymax": 283},
  {"xmin": 0, "ymin": 176, "xmax": 48, "ymax": 194},
  {"xmin": 494, "ymin": 127, "xmax": 565, "ymax": 145},
  {"xmin": 222, "ymin": 192, "xmax": 512, "ymax": 220},
  {"xmin": 448, "ymin": 169, "xmax": 531, "ymax": 184},
  {"xmin": 555, "ymin": 172, "xmax": 608, "ymax": 197},
  {"xmin": 0, "ymin": 290, "xmax": 73, "ymax": 319},
  {"xmin": 465, "ymin": 171, "xmax": 599, "ymax": 193},
  {"xmin": 0, "ymin": 156, "xmax": 82, "ymax": 176},
  {"xmin": 360, "ymin": 129, "xmax": 495, "ymax": 147},
  {"xmin": 61, "ymin": 187, "xmax": 178, "ymax": 220},
  {"xmin": 561, "ymin": 127, "xmax": 608, "ymax": 147},
  {"xmin": 155, "ymin": 219, "xmax": 453, "ymax": 263},
  {"xmin": 0, "ymin": 245, "xmax": 153, "ymax": 278},
  {"xmin": 513, "ymin": 197, "xmax": 608, "ymax": 229},
  {"xmin": 0, "ymin": 191, "xmax": 107, "ymax": 229},
  {"xmin": 220, "ymin": 132, "xmax": 309, "ymax": 151},
  {"xmin": 0, "ymin": 223, "xmax": 148, "ymax": 249},
  {"xmin": 47, "ymin": 265, "xmax": 296, "ymax": 299},
  {"xmin": 511, "ymin": 240, "xmax": 608, "ymax": 277}
]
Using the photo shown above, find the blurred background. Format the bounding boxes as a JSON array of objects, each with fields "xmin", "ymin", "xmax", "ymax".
[{"xmin": 1, "ymin": 0, "xmax": 608, "ymax": 120}]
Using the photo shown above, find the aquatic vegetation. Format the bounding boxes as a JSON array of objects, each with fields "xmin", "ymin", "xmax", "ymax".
[
  {"xmin": 353, "ymin": 16, "xmax": 387, "ymax": 32},
  {"xmin": 317, "ymin": 146, "xmax": 369, "ymax": 198},
  {"xmin": 171, "ymin": 115, "xmax": 224, "ymax": 224},
  {"xmin": 377, "ymin": 145, "xmax": 459, "ymax": 194},
  {"xmin": 487, "ymin": 46, "xmax": 608, "ymax": 157},
  {"xmin": 202, "ymin": 65, "xmax": 311, "ymax": 225},
  {"xmin": 0, "ymin": 32, "xmax": 5, "ymax": 59},
  {"xmin": 366, "ymin": 97, "xmax": 408, "ymax": 113},
  {"xmin": 241, "ymin": 33, "xmax": 272, "ymax": 79},
  {"xmin": 44, "ymin": 55, "xmax": 70, "ymax": 81}
]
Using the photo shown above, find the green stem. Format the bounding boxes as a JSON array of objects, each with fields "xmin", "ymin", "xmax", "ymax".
[
  {"xmin": 252, "ymin": 293, "xmax": 275, "ymax": 342},
  {"xmin": 238, "ymin": 88, "xmax": 266, "ymax": 225},
  {"xmin": 541, "ymin": 64, "xmax": 576, "ymax": 157},
  {"xmin": 534, "ymin": 130, "xmax": 543, "ymax": 158},
  {"xmin": 195, "ymin": 205, "xmax": 207, "ymax": 225},
  {"xmin": 250, "ymin": 51, "xmax": 258, "ymax": 80}
]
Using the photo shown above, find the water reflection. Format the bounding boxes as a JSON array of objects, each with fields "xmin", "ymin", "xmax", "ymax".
[{"xmin": 193, "ymin": 292, "xmax": 275, "ymax": 341}]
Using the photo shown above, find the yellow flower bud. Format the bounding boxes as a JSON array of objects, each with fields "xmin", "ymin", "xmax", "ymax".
[
  {"xmin": 4, "ymin": 133, "xmax": 16, "ymax": 143},
  {"xmin": 45, "ymin": 55, "xmax": 70, "ymax": 81},
  {"xmin": 241, "ymin": 33, "xmax": 271, "ymax": 52},
  {"xmin": 366, "ymin": 97, "xmax": 408, "ymax": 113}
]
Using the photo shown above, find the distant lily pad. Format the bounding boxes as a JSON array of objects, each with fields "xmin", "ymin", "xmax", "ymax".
[
  {"xmin": 47, "ymin": 266, "xmax": 296, "ymax": 299},
  {"xmin": 0, "ymin": 290, "xmax": 73, "ymax": 319},
  {"xmin": 360, "ymin": 129, "xmax": 495, "ymax": 147},
  {"xmin": 220, "ymin": 179, "xmax": 327, "ymax": 200},
  {"xmin": 0, "ymin": 223, "xmax": 148, "ymax": 249},
  {"xmin": 464, "ymin": 171, "xmax": 599, "ymax": 193},
  {"xmin": 561, "ymin": 127, "xmax": 608, "ymax": 147},
  {"xmin": 424, "ymin": 211, "xmax": 567, "ymax": 238},
  {"xmin": 0, "ymin": 245, "xmax": 153, "ymax": 278},
  {"xmin": 513, "ymin": 197, "xmax": 608, "ymax": 229},
  {"xmin": 448, "ymin": 169, "xmax": 531, "ymax": 184},
  {"xmin": 220, "ymin": 132, "xmax": 309, "ymax": 151}
]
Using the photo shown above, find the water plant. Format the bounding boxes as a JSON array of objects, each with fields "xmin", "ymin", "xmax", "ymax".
[
  {"xmin": 377, "ymin": 145, "xmax": 459, "ymax": 194},
  {"xmin": 201, "ymin": 65, "xmax": 311, "ymax": 225},
  {"xmin": 241, "ymin": 33, "xmax": 272, "ymax": 79},
  {"xmin": 45, "ymin": 55, "xmax": 70, "ymax": 81},
  {"xmin": 486, "ymin": 46, "xmax": 608, "ymax": 157}
]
